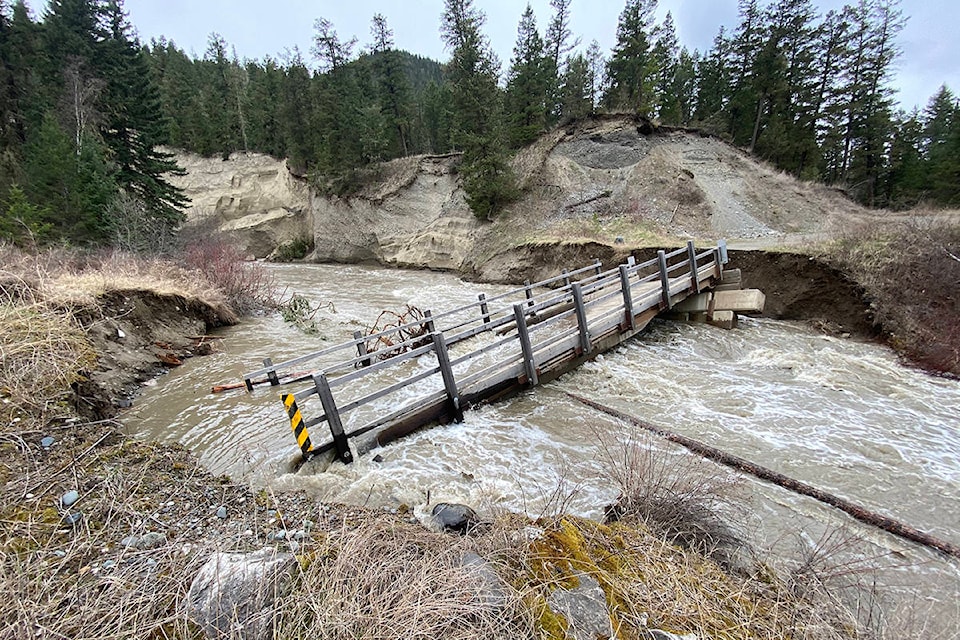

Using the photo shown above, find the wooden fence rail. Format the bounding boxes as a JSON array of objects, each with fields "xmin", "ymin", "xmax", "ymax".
[{"xmin": 244, "ymin": 241, "xmax": 728, "ymax": 464}]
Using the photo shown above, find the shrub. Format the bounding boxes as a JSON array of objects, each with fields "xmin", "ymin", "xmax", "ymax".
[
  {"xmin": 181, "ymin": 238, "xmax": 277, "ymax": 315},
  {"xmin": 825, "ymin": 218, "xmax": 960, "ymax": 375}
]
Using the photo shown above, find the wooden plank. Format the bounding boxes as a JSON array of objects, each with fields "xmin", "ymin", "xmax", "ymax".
[
  {"xmin": 619, "ymin": 265, "xmax": 636, "ymax": 330},
  {"xmin": 314, "ymin": 374, "xmax": 353, "ymax": 464},
  {"xmin": 571, "ymin": 282, "xmax": 591, "ymax": 354},
  {"xmin": 514, "ymin": 304, "xmax": 539, "ymax": 387},
  {"xmin": 433, "ymin": 332, "xmax": 463, "ymax": 422}
]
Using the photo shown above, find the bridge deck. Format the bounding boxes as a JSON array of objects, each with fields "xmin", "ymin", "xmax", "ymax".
[{"xmin": 243, "ymin": 242, "xmax": 728, "ymax": 465}]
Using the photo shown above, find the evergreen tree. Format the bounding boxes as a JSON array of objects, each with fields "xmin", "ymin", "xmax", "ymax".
[
  {"xmin": 560, "ymin": 52, "xmax": 592, "ymax": 121},
  {"xmin": 441, "ymin": 0, "xmax": 516, "ymax": 218},
  {"xmin": 584, "ymin": 40, "xmax": 604, "ymax": 113},
  {"xmin": 544, "ymin": 0, "xmax": 577, "ymax": 124},
  {"xmin": 370, "ymin": 13, "xmax": 413, "ymax": 158},
  {"xmin": 922, "ymin": 86, "xmax": 960, "ymax": 205},
  {"xmin": 651, "ymin": 11, "xmax": 679, "ymax": 123},
  {"xmin": 98, "ymin": 0, "xmax": 186, "ymax": 227},
  {"xmin": 504, "ymin": 4, "xmax": 549, "ymax": 148},
  {"xmin": 693, "ymin": 27, "xmax": 730, "ymax": 129},
  {"xmin": 881, "ymin": 107, "xmax": 924, "ymax": 207},
  {"xmin": 603, "ymin": 0, "xmax": 658, "ymax": 115}
]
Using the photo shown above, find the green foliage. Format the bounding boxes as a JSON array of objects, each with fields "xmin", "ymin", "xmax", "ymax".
[
  {"xmin": 504, "ymin": 5, "xmax": 550, "ymax": 148},
  {"xmin": 278, "ymin": 293, "xmax": 321, "ymax": 335},
  {"xmin": 1, "ymin": 185, "xmax": 52, "ymax": 246},
  {"xmin": 273, "ymin": 235, "xmax": 315, "ymax": 262}
]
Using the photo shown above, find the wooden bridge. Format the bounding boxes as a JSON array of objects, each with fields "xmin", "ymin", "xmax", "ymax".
[{"xmin": 243, "ymin": 241, "xmax": 745, "ymax": 465}]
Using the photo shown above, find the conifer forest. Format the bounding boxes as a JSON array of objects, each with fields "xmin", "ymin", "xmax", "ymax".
[{"xmin": 1, "ymin": 0, "xmax": 957, "ymax": 245}]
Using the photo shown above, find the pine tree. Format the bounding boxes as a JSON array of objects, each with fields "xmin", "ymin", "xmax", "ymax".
[
  {"xmin": 441, "ymin": 0, "xmax": 516, "ymax": 218},
  {"xmin": 559, "ymin": 52, "xmax": 591, "ymax": 121},
  {"xmin": 693, "ymin": 27, "xmax": 730, "ymax": 129},
  {"xmin": 504, "ymin": 4, "xmax": 549, "ymax": 148},
  {"xmin": 923, "ymin": 86, "xmax": 960, "ymax": 205},
  {"xmin": 603, "ymin": 0, "xmax": 658, "ymax": 115},
  {"xmin": 97, "ymin": 0, "xmax": 186, "ymax": 227},
  {"xmin": 651, "ymin": 11, "xmax": 679, "ymax": 123},
  {"xmin": 370, "ymin": 14, "xmax": 413, "ymax": 158},
  {"xmin": 544, "ymin": 0, "xmax": 577, "ymax": 124}
]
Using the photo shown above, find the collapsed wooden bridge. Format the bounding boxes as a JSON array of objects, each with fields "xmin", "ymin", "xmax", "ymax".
[{"xmin": 243, "ymin": 241, "xmax": 760, "ymax": 465}]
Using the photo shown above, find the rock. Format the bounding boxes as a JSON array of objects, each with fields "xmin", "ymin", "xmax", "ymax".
[
  {"xmin": 63, "ymin": 512, "xmax": 82, "ymax": 526},
  {"xmin": 60, "ymin": 490, "xmax": 79, "ymax": 508},
  {"xmin": 546, "ymin": 573, "xmax": 613, "ymax": 640},
  {"xmin": 459, "ymin": 552, "xmax": 509, "ymax": 609},
  {"xmin": 216, "ymin": 506, "xmax": 228, "ymax": 520},
  {"xmin": 186, "ymin": 548, "xmax": 298, "ymax": 640},
  {"xmin": 122, "ymin": 532, "xmax": 167, "ymax": 549},
  {"xmin": 40, "ymin": 436, "xmax": 55, "ymax": 449},
  {"xmin": 647, "ymin": 630, "xmax": 699, "ymax": 640},
  {"xmin": 431, "ymin": 503, "xmax": 479, "ymax": 535}
]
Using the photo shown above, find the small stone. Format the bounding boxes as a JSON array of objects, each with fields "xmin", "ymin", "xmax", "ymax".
[
  {"xmin": 287, "ymin": 540, "xmax": 300, "ymax": 553},
  {"xmin": 63, "ymin": 512, "xmax": 82, "ymax": 526},
  {"xmin": 293, "ymin": 530, "xmax": 307, "ymax": 541},
  {"xmin": 61, "ymin": 490, "xmax": 80, "ymax": 508},
  {"xmin": 272, "ymin": 530, "xmax": 287, "ymax": 541},
  {"xmin": 102, "ymin": 560, "xmax": 117, "ymax": 570},
  {"xmin": 121, "ymin": 536, "xmax": 138, "ymax": 548},
  {"xmin": 372, "ymin": 454, "xmax": 384, "ymax": 463},
  {"xmin": 139, "ymin": 532, "xmax": 167, "ymax": 549},
  {"xmin": 215, "ymin": 506, "xmax": 227, "ymax": 519},
  {"xmin": 40, "ymin": 436, "xmax": 55, "ymax": 449},
  {"xmin": 53, "ymin": 550, "xmax": 66, "ymax": 558}
]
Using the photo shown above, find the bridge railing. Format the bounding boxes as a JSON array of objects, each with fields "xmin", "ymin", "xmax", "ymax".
[{"xmin": 243, "ymin": 240, "xmax": 727, "ymax": 464}]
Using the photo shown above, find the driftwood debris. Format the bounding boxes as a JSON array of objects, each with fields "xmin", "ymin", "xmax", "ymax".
[
  {"xmin": 212, "ymin": 370, "xmax": 316, "ymax": 394},
  {"xmin": 566, "ymin": 392, "xmax": 960, "ymax": 560},
  {"xmin": 359, "ymin": 305, "xmax": 430, "ymax": 363}
]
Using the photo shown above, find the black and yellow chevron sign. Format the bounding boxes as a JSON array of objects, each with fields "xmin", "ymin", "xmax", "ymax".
[{"xmin": 282, "ymin": 394, "xmax": 312, "ymax": 456}]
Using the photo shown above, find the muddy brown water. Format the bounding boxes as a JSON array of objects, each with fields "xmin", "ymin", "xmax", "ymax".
[{"xmin": 125, "ymin": 263, "xmax": 960, "ymax": 631}]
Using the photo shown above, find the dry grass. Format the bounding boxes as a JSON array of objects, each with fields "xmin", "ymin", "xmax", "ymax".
[
  {"xmin": 275, "ymin": 518, "xmax": 536, "ymax": 639},
  {"xmin": 0, "ymin": 289, "xmax": 95, "ymax": 426},
  {"xmin": 824, "ymin": 217, "xmax": 960, "ymax": 375}
]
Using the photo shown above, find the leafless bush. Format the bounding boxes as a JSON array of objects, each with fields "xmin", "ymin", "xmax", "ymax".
[
  {"xmin": 181, "ymin": 237, "xmax": 277, "ymax": 315},
  {"xmin": 594, "ymin": 430, "xmax": 746, "ymax": 567}
]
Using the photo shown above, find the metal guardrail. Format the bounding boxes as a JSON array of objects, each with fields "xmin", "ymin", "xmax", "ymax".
[{"xmin": 243, "ymin": 240, "xmax": 728, "ymax": 464}]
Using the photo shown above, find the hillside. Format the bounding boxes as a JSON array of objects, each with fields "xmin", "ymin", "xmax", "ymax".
[{"xmin": 171, "ymin": 115, "xmax": 876, "ymax": 271}]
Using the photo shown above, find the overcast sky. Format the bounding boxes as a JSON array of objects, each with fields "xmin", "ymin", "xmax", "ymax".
[{"xmin": 24, "ymin": 0, "xmax": 960, "ymax": 111}]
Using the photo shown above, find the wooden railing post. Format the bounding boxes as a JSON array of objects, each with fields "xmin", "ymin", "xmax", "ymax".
[
  {"xmin": 562, "ymin": 269, "xmax": 571, "ymax": 288},
  {"xmin": 513, "ymin": 304, "xmax": 539, "ymax": 387},
  {"xmin": 718, "ymin": 239, "xmax": 728, "ymax": 265},
  {"xmin": 713, "ymin": 248, "xmax": 723, "ymax": 279},
  {"xmin": 524, "ymin": 280, "xmax": 535, "ymax": 308},
  {"xmin": 687, "ymin": 241, "xmax": 700, "ymax": 294},
  {"xmin": 424, "ymin": 309, "xmax": 436, "ymax": 333},
  {"xmin": 353, "ymin": 331, "xmax": 371, "ymax": 368},
  {"xmin": 478, "ymin": 293, "xmax": 490, "ymax": 324},
  {"xmin": 314, "ymin": 374, "xmax": 353, "ymax": 464},
  {"xmin": 432, "ymin": 332, "xmax": 463, "ymax": 423},
  {"xmin": 571, "ymin": 283, "xmax": 591, "ymax": 354},
  {"xmin": 619, "ymin": 264, "xmax": 636, "ymax": 330},
  {"xmin": 593, "ymin": 259, "xmax": 602, "ymax": 276},
  {"xmin": 264, "ymin": 358, "xmax": 279, "ymax": 386},
  {"xmin": 658, "ymin": 250, "xmax": 673, "ymax": 309}
]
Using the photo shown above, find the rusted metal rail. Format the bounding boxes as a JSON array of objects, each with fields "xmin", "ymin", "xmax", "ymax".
[{"xmin": 243, "ymin": 241, "xmax": 728, "ymax": 465}]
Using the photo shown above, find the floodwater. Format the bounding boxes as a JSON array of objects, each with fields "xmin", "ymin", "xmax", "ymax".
[{"xmin": 125, "ymin": 262, "xmax": 960, "ymax": 633}]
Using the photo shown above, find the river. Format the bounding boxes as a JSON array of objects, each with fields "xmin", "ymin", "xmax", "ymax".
[{"xmin": 124, "ymin": 262, "xmax": 960, "ymax": 633}]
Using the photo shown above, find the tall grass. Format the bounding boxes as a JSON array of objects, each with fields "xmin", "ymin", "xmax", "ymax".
[{"xmin": 825, "ymin": 218, "xmax": 960, "ymax": 375}]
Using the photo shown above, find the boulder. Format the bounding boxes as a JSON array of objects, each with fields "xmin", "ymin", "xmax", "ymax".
[
  {"xmin": 459, "ymin": 552, "xmax": 509, "ymax": 609},
  {"xmin": 186, "ymin": 548, "xmax": 297, "ymax": 640},
  {"xmin": 546, "ymin": 572, "xmax": 613, "ymax": 640},
  {"xmin": 431, "ymin": 503, "xmax": 479, "ymax": 535}
]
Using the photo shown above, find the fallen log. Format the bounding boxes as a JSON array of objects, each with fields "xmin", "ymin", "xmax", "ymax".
[
  {"xmin": 212, "ymin": 370, "xmax": 316, "ymax": 394},
  {"xmin": 565, "ymin": 391, "xmax": 960, "ymax": 561}
]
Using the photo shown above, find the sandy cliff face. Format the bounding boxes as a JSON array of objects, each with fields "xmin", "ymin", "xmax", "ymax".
[
  {"xmin": 308, "ymin": 155, "xmax": 481, "ymax": 270},
  {"xmin": 167, "ymin": 150, "xmax": 312, "ymax": 258},
  {"xmin": 167, "ymin": 116, "xmax": 876, "ymax": 273}
]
